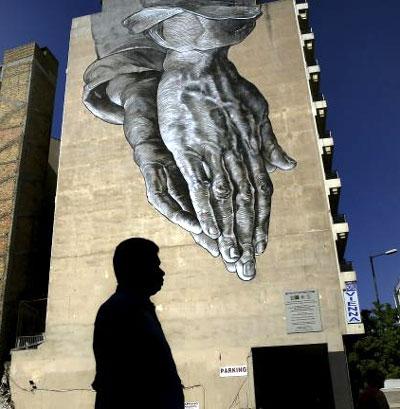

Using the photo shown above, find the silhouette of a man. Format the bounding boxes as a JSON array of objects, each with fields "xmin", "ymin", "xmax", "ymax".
[
  {"xmin": 92, "ymin": 238, "xmax": 184, "ymax": 408},
  {"xmin": 357, "ymin": 369, "xmax": 390, "ymax": 409}
]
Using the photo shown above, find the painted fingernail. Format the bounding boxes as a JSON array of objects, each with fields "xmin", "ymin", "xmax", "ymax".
[
  {"xmin": 230, "ymin": 247, "xmax": 240, "ymax": 260},
  {"xmin": 244, "ymin": 261, "xmax": 255, "ymax": 278},
  {"xmin": 208, "ymin": 226, "xmax": 219, "ymax": 236},
  {"xmin": 285, "ymin": 155, "xmax": 297, "ymax": 167},
  {"xmin": 189, "ymin": 222, "xmax": 202, "ymax": 234},
  {"xmin": 256, "ymin": 242, "xmax": 267, "ymax": 255}
]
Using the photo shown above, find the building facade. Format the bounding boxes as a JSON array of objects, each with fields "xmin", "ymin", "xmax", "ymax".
[
  {"xmin": 0, "ymin": 43, "xmax": 58, "ymax": 374},
  {"xmin": 11, "ymin": 1, "xmax": 363, "ymax": 408}
]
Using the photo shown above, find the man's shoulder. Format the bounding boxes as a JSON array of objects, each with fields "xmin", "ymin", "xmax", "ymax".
[
  {"xmin": 98, "ymin": 291, "xmax": 129, "ymax": 309},
  {"xmin": 95, "ymin": 291, "xmax": 149, "ymax": 320}
]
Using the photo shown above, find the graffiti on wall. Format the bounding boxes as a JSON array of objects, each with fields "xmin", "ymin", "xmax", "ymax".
[{"xmin": 82, "ymin": 0, "xmax": 296, "ymax": 281}]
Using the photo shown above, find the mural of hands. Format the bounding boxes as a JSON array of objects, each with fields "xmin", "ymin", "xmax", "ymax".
[
  {"xmin": 157, "ymin": 49, "xmax": 296, "ymax": 280},
  {"xmin": 83, "ymin": 1, "xmax": 296, "ymax": 280}
]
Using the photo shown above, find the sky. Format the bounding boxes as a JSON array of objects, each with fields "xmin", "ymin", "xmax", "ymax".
[
  {"xmin": 0, "ymin": 0, "xmax": 399, "ymax": 309},
  {"xmin": 308, "ymin": 0, "xmax": 400, "ymax": 309}
]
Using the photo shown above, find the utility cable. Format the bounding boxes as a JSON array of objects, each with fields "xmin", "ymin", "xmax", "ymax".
[
  {"xmin": 10, "ymin": 377, "xmax": 94, "ymax": 393},
  {"xmin": 228, "ymin": 353, "xmax": 253, "ymax": 409},
  {"xmin": 183, "ymin": 383, "xmax": 206, "ymax": 409}
]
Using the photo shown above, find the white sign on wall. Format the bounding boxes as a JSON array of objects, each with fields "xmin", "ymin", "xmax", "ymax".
[
  {"xmin": 219, "ymin": 365, "xmax": 248, "ymax": 377},
  {"xmin": 344, "ymin": 282, "xmax": 362, "ymax": 324},
  {"xmin": 185, "ymin": 402, "xmax": 200, "ymax": 409},
  {"xmin": 284, "ymin": 290, "xmax": 322, "ymax": 333}
]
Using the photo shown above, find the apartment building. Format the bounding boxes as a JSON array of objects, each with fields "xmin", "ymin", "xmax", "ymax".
[{"xmin": 11, "ymin": 2, "xmax": 363, "ymax": 408}]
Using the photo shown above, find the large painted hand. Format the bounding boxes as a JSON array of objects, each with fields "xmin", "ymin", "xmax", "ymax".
[
  {"xmin": 134, "ymin": 139, "xmax": 220, "ymax": 259},
  {"xmin": 106, "ymin": 73, "xmax": 220, "ymax": 257},
  {"xmin": 222, "ymin": 61, "xmax": 297, "ymax": 276},
  {"xmin": 158, "ymin": 50, "xmax": 296, "ymax": 280}
]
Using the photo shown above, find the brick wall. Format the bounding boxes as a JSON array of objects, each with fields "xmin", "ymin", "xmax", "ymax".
[{"xmin": 0, "ymin": 43, "xmax": 58, "ymax": 367}]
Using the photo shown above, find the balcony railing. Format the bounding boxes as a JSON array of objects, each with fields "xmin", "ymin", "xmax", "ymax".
[
  {"xmin": 326, "ymin": 170, "xmax": 339, "ymax": 180},
  {"xmin": 340, "ymin": 260, "xmax": 354, "ymax": 272},
  {"xmin": 308, "ymin": 65, "xmax": 320, "ymax": 98},
  {"xmin": 296, "ymin": 2, "xmax": 309, "ymax": 33},
  {"xmin": 14, "ymin": 334, "xmax": 45, "ymax": 350},
  {"xmin": 15, "ymin": 298, "xmax": 47, "ymax": 352},
  {"xmin": 333, "ymin": 214, "xmax": 346, "ymax": 224},
  {"xmin": 321, "ymin": 130, "xmax": 332, "ymax": 139}
]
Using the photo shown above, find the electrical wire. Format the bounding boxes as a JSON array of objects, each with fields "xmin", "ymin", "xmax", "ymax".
[
  {"xmin": 11, "ymin": 353, "xmax": 250, "ymax": 408},
  {"xmin": 12, "ymin": 377, "xmax": 205, "ymax": 401},
  {"xmin": 227, "ymin": 353, "xmax": 253, "ymax": 409},
  {"xmin": 10, "ymin": 377, "xmax": 94, "ymax": 393},
  {"xmin": 228, "ymin": 378, "xmax": 247, "ymax": 409},
  {"xmin": 183, "ymin": 383, "xmax": 206, "ymax": 409}
]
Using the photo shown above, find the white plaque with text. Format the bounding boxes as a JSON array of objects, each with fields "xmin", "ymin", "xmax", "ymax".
[
  {"xmin": 185, "ymin": 402, "xmax": 200, "ymax": 409},
  {"xmin": 285, "ymin": 290, "xmax": 322, "ymax": 333}
]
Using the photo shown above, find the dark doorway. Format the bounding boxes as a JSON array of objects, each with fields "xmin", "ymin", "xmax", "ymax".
[{"xmin": 252, "ymin": 343, "xmax": 335, "ymax": 409}]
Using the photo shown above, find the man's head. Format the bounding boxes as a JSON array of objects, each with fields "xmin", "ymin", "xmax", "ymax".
[{"xmin": 113, "ymin": 238, "xmax": 164, "ymax": 295}]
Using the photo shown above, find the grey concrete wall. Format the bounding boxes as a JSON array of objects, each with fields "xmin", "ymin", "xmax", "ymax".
[
  {"xmin": 11, "ymin": 2, "xmax": 353, "ymax": 408},
  {"xmin": 382, "ymin": 388, "xmax": 400, "ymax": 409}
]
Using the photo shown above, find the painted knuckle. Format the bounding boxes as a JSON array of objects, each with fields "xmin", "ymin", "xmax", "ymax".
[
  {"xmin": 148, "ymin": 189, "xmax": 168, "ymax": 206},
  {"xmin": 166, "ymin": 164, "xmax": 182, "ymax": 176},
  {"xmin": 258, "ymin": 178, "xmax": 273, "ymax": 195},
  {"xmin": 237, "ymin": 180, "xmax": 254, "ymax": 202},
  {"xmin": 143, "ymin": 166, "xmax": 166, "ymax": 183},
  {"xmin": 255, "ymin": 228, "xmax": 268, "ymax": 241},
  {"xmin": 170, "ymin": 209, "xmax": 184, "ymax": 223},
  {"xmin": 170, "ymin": 190, "xmax": 185, "ymax": 203},
  {"xmin": 239, "ymin": 243, "xmax": 254, "ymax": 256},
  {"xmin": 212, "ymin": 180, "xmax": 232, "ymax": 200},
  {"xmin": 255, "ymin": 206, "xmax": 269, "ymax": 220},
  {"xmin": 197, "ymin": 211, "xmax": 213, "ymax": 223},
  {"xmin": 189, "ymin": 177, "xmax": 210, "ymax": 194},
  {"xmin": 224, "ymin": 150, "xmax": 241, "ymax": 163}
]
